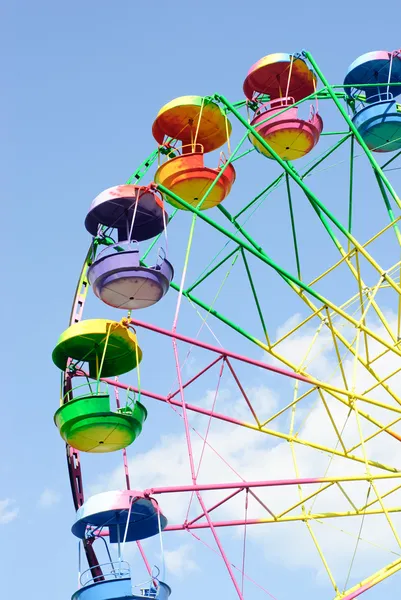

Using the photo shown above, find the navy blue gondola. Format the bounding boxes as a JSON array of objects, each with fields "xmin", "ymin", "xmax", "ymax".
[{"xmin": 344, "ymin": 50, "xmax": 401, "ymax": 152}]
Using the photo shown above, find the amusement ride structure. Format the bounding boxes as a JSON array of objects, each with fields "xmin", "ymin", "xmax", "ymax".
[{"xmin": 52, "ymin": 49, "xmax": 401, "ymax": 599}]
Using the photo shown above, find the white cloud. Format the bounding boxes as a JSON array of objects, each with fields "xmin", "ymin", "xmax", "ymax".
[
  {"xmin": 0, "ymin": 499, "xmax": 18, "ymax": 524},
  {"xmin": 163, "ymin": 544, "xmax": 199, "ymax": 577},
  {"xmin": 38, "ymin": 488, "xmax": 61, "ymax": 509}
]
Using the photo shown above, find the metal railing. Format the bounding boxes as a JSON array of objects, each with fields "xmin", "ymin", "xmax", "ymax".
[
  {"xmin": 61, "ymin": 381, "xmax": 137, "ymax": 412},
  {"xmin": 79, "ymin": 563, "xmax": 162, "ymax": 599},
  {"xmin": 79, "ymin": 561, "xmax": 131, "ymax": 587}
]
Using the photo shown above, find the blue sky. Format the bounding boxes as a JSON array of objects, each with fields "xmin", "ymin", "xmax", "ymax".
[{"xmin": 3, "ymin": 1, "xmax": 401, "ymax": 599}]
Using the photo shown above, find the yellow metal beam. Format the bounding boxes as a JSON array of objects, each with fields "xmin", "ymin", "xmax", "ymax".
[
  {"xmin": 290, "ymin": 442, "xmax": 340, "ymax": 594},
  {"xmin": 254, "ymin": 505, "xmax": 401, "ymax": 524},
  {"xmin": 335, "ymin": 555, "xmax": 401, "ymax": 599}
]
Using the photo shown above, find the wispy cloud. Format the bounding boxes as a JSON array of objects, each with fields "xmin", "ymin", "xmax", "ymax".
[
  {"xmin": 38, "ymin": 488, "xmax": 61, "ymax": 509},
  {"xmin": 0, "ymin": 499, "xmax": 18, "ymax": 524},
  {"xmin": 164, "ymin": 544, "xmax": 199, "ymax": 577}
]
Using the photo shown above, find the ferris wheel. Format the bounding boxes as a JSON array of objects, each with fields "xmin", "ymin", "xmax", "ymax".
[{"xmin": 52, "ymin": 48, "xmax": 401, "ymax": 600}]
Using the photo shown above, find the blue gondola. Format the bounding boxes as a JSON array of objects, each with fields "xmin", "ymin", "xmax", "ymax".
[{"xmin": 344, "ymin": 50, "xmax": 401, "ymax": 152}]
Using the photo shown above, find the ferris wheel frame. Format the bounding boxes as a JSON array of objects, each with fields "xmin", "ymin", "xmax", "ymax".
[{"xmin": 60, "ymin": 49, "xmax": 401, "ymax": 600}]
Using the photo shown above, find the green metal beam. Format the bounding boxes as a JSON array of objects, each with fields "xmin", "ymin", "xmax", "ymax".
[
  {"xmin": 240, "ymin": 248, "xmax": 270, "ymax": 344},
  {"xmin": 157, "ymin": 182, "xmax": 324, "ymax": 302},
  {"xmin": 285, "ymin": 174, "xmax": 301, "ymax": 280},
  {"xmin": 126, "ymin": 149, "xmax": 159, "ymax": 184},
  {"xmin": 374, "ymin": 173, "xmax": 401, "ymax": 244},
  {"xmin": 348, "ymin": 135, "xmax": 355, "ymax": 240},
  {"xmin": 216, "ymin": 93, "xmax": 364, "ymax": 242},
  {"xmin": 170, "ymin": 280, "xmax": 269, "ymax": 351},
  {"xmin": 234, "ymin": 174, "xmax": 284, "ymax": 220},
  {"xmin": 232, "ymin": 133, "xmax": 351, "ymax": 237},
  {"xmin": 336, "ymin": 83, "xmax": 401, "ymax": 89},
  {"xmin": 194, "ymin": 130, "xmax": 249, "ymax": 211},
  {"xmin": 302, "ymin": 133, "xmax": 352, "ymax": 180},
  {"xmin": 382, "ymin": 148, "xmax": 401, "ymax": 170},
  {"xmin": 186, "ymin": 247, "xmax": 240, "ymax": 293},
  {"xmin": 215, "ymin": 94, "xmax": 401, "ymax": 297}
]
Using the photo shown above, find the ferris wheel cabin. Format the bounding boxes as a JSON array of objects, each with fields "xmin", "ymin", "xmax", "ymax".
[
  {"xmin": 243, "ymin": 53, "xmax": 323, "ymax": 160},
  {"xmin": 52, "ymin": 319, "xmax": 145, "ymax": 451},
  {"xmin": 52, "ymin": 319, "xmax": 142, "ymax": 378},
  {"xmin": 71, "ymin": 491, "xmax": 170, "ymax": 600},
  {"xmin": 85, "ymin": 185, "xmax": 174, "ymax": 310},
  {"xmin": 54, "ymin": 391, "xmax": 147, "ymax": 453},
  {"xmin": 344, "ymin": 49, "xmax": 401, "ymax": 152},
  {"xmin": 153, "ymin": 96, "xmax": 236, "ymax": 209},
  {"xmin": 71, "ymin": 490, "xmax": 167, "ymax": 542},
  {"xmin": 72, "ymin": 576, "xmax": 171, "ymax": 600},
  {"xmin": 85, "ymin": 185, "xmax": 167, "ymax": 242}
]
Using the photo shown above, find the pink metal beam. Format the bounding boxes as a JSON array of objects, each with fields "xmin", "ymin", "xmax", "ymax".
[
  {"xmin": 168, "ymin": 355, "xmax": 223, "ymax": 400},
  {"xmin": 170, "ymin": 322, "xmax": 244, "ymax": 598},
  {"xmin": 67, "ymin": 445, "xmax": 84, "ymax": 510},
  {"xmin": 144, "ymin": 477, "xmax": 322, "ymax": 496},
  {"xmin": 342, "ymin": 584, "xmax": 372, "ymax": 600},
  {"xmin": 248, "ymin": 489, "xmax": 276, "ymax": 520},
  {"xmin": 136, "ymin": 541, "xmax": 153, "ymax": 576},
  {"xmin": 129, "ymin": 318, "xmax": 312, "ymax": 385},
  {"xmin": 187, "ymin": 488, "xmax": 244, "ymax": 526},
  {"xmin": 114, "ymin": 385, "xmax": 155, "ymax": 581},
  {"xmin": 164, "ymin": 518, "xmax": 271, "ymax": 531},
  {"xmin": 97, "ymin": 375, "xmax": 259, "ymax": 429},
  {"xmin": 188, "ymin": 531, "xmax": 278, "ymax": 600},
  {"xmin": 115, "ymin": 386, "xmax": 131, "ymax": 491},
  {"xmin": 163, "ymin": 518, "xmax": 285, "ymax": 531},
  {"xmin": 184, "ymin": 358, "xmax": 226, "ymax": 524},
  {"xmin": 225, "ymin": 357, "xmax": 261, "ymax": 426}
]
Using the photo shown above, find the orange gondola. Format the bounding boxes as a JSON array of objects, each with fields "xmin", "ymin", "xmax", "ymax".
[{"xmin": 152, "ymin": 95, "xmax": 235, "ymax": 209}]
